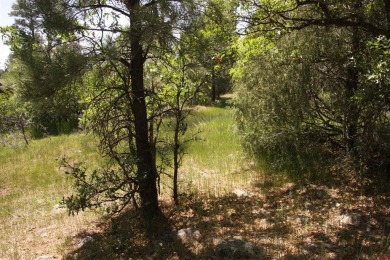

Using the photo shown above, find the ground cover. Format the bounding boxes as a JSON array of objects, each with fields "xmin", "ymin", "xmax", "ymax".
[{"xmin": 0, "ymin": 106, "xmax": 388, "ymax": 259}]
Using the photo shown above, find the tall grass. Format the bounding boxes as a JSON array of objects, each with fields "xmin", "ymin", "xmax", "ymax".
[
  {"xmin": 0, "ymin": 106, "xmax": 262, "ymax": 258},
  {"xmin": 159, "ymin": 106, "xmax": 262, "ymax": 198},
  {"xmin": 0, "ymin": 134, "xmax": 102, "ymax": 258}
]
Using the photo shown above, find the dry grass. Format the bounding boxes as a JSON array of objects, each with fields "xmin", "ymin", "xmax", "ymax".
[
  {"xmin": 62, "ymin": 180, "xmax": 390, "ymax": 259},
  {"xmin": 1, "ymin": 106, "xmax": 389, "ymax": 259},
  {"xmin": 0, "ymin": 134, "xmax": 103, "ymax": 259}
]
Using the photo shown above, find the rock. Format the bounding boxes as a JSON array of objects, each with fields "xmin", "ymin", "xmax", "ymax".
[
  {"xmin": 325, "ymin": 252, "xmax": 337, "ymax": 259},
  {"xmin": 36, "ymin": 229, "xmax": 49, "ymax": 238},
  {"xmin": 232, "ymin": 189, "xmax": 249, "ymax": 197},
  {"xmin": 35, "ymin": 255, "xmax": 54, "ymax": 260},
  {"xmin": 335, "ymin": 213, "xmax": 362, "ymax": 226},
  {"xmin": 255, "ymin": 218, "xmax": 269, "ymax": 229},
  {"xmin": 214, "ymin": 238, "xmax": 265, "ymax": 258},
  {"xmin": 295, "ymin": 215, "xmax": 309, "ymax": 225},
  {"xmin": 192, "ymin": 230, "xmax": 201, "ymax": 241},
  {"xmin": 177, "ymin": 228, "xmax": 201, "ymax": 243},
  {"xmin": 78, "ymin": 235, "xmax": 93, "ymax": 247},
  {"xmin": 177, "ymin": 228, "xmax": 189, "ymax": 241},
  {"xmin": 53, "ymin": 204, "xmax": 62, "ymax": 210}
]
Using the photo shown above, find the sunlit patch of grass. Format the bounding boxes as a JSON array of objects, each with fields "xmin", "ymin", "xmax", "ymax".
[
  {"xmin": 0, "ymin": 133, "xmax": 102, "ymax": 259},
  {"xmin": 159, "ymin": 106, "xmax": 263, "ymax": 199},
  {"xmin": 0, "ymin": 106, "xmax": 263, "ymax": 258},
  {"xmin": 1, "ymin": 106, "xmax": 388, "ymax": 259}
]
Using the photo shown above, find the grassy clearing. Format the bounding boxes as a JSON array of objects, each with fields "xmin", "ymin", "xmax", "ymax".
[
  {"xmin": 0, "ymin": 106, "xmax": 259, "ymax": 259},
  {"xmin": 0, "ymin": 106, "xmax": 389, "ymax": 259},
  {"xmin": 0, "ymin": 134, "xmax": 103, "ymax": 259},
  {"xmin": 160, "ymin": 106, "xmax": 261, "ymax": 199}
]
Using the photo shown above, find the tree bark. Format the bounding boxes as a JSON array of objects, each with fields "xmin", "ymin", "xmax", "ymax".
[
  {"xmin": 344, "ymin": 3, "xmax": 361, "ymax": 154},
  {"xmin": 173, "ymin": 91, "xmax": 181, "ymax": 205},
  {"xmin": 211, "ymin": 66, "xmax": 217, "ymax": 102},
  {"xmin": 127, "ymin": 0, "xmax": 160, "ymax": 216},
  {"xmin": 385, "ymin": 0, "xmax": 390, "ymax": 30}
]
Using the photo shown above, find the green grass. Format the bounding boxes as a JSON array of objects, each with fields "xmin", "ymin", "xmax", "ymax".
[
  {"xmin": 0, "ymin": 107, "xmax": 266, "ymax": 259},
  {"xmin": 1, "ymin": 106, "xmax": 388, "ymax": 259},
  {"xmin": 162, "ymin": 106, "xmax": 261, "ymax": 198},
  {"xmin": 0, "ymin": 106, "xmax": 262, "ymax": 258},
  {"xmin": 0, "ymin": 133, "xmax": 102, "ymax": 258}
]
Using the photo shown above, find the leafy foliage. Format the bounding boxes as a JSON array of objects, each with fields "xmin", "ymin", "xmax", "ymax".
[
  {"xmin": 233, "ymin": 0, "xmax": 390, "ymax": 182},
  {"xmin": 0, "ymin": 92, "xmax": 31, "ymax": 145},
  {"xmin": 1, "ymin": 0, "xmax": 87, "ymax": 136}
]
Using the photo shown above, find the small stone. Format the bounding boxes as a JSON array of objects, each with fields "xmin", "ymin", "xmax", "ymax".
[
  {"xmin": 35, "ymin": 255, "xmax": 54, "ymax": 260},
  {"xmin": 79, "ymin": 235, "xmax": 93, "ymax": 247},
  {"xmin": 192, "ymin": 230, "xmax": 201, "ymax": 241},
  {"xmin": 335, "ymin": 213, "xmax": 362, "ymax": 226},
  {"xmin": 232, "ymin": 189, "xmax": 249, "ymax": 197},
  {"xmin": 255, "ymin": 218, "xmax": 269, "ymax": 229},
  {"xmin": 295, "ymin": 215, "xmax": 309, "ymax": 225},
  {"xmin": 177, "ymin": 228, "xmax": 201, "ymax": 243},
  {"xmin": 36, "ymin": 229, "xmax": 49, "ymax": 238},
  {"xmin": 177, "ymin": 228, "xmax": 190, "ymax": 242},
  {"xmin": 214, "ymin": 238, "xmax": 265, "ymax": 258}
]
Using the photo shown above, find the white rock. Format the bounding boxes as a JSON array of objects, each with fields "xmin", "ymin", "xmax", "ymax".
[
  {"xmin": 232, "ymin": 188, "xmax": 249, "ymax": 197},
  {"xmin": 177, "ymin": 228, "xmax": 190, "ymax": 242},
  {"xmin": 192, "ymin": 230, "xmax": 202, "ymax": 241},
  {"xmin": 35, "ymin": 255, "xmax": 54, "ymax": 260},
  {"xmin": 177, "ymin": 228, "xmax": 201, "ymax": 243},
  {"xmin": 335, "ymin": 213, "xmax": 362, "ymax": 226},
  {"xmin": 79, "ymin": 235, "xmax": 94, "ymax": 247}
]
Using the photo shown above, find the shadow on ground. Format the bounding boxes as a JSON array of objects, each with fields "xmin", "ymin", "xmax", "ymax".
[
  {"xmin": 64, "ymin": 206, "xmax": 200, "ymax": 260},
  {"xmin": 64, "ymin": 181, "xmax": 390, "ymax": 259}
]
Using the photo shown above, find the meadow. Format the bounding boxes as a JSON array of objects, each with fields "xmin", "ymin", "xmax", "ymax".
[{"xmin": 0, "ymin": 106, "xmax": 388, "ymax": 259}]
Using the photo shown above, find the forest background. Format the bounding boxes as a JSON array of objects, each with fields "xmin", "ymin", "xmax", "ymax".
[{"xmin": 0, "ymin": 0, "xmax": 389, "ymax": 259}]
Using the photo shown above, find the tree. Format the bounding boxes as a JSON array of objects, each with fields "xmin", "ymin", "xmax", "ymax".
[
  {"xmin": 153, "ymin": 44, "xmax": 206, "ymax": 205},
  {"xmin": 179, "ymin": 0, "xmax": 238, "ymax": 103},
  {"xmin": 0, "ymin": 88, "xmax": 30, "ymax": 145},
  {"xmin": 8, "ymin": 0, "xmax": 202, "ymax": 216},
  {"xmin": 234, "ymin": 0, "xmax": 390, "ymax": 181},
  {"xmin": 1, "ymin": 0, "xmax": 86, "ymax": 136}
]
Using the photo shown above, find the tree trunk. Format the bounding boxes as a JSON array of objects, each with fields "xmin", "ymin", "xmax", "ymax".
[
  {"xmin": 211, "ymin": 66, "xmax": 217, "ymax": 102},
  {"xmin": 385, "ymin": 0, "xmax": 390, "ymax": 30},
  {"xmin": 344, "ymin": 4, "xmax": 361, "ymax": 154},
  {"xmin": 173, "ymin": 95, "xmax": 181, "ymax": 205},
  {"xmin": 173, "ymin": 124, "xmax": 179, "ymax": 205},
  {"xmin": 128, "ymin": 0, "xmax": 160, "ymax": 216}
]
